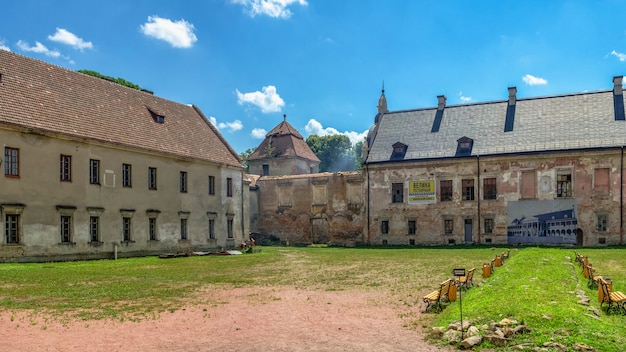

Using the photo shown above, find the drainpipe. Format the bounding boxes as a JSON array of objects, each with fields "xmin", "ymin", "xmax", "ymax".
[
  {"xmin": 366, "ymin": 164, "xmax": 371, "ymax": 246},
  {"xmin": 476, "ymin": 155, "xmax": 481, "ymax": 244},
  {"xmin": 619, "ymin": 146, "xmax": 624, "ymax": 245},
  {"xmin": 241, "ymin": 172, "xmax": 246, "ymax": 243}
]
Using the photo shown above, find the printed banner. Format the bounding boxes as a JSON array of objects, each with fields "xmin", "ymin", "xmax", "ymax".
[
  {"xmin": 408, "ymin": 180, "xmax": 436, "ymax": 205},
  {"xmin": 507, "ymin": 199, "xmax": 579, "ymax": 244}
]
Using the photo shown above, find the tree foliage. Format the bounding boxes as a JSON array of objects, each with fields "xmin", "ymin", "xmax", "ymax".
[
  {"xmin": 306, "ymin": 134, "xmax": 362, "ymax": 172},
  {"xmin": 78, "ymin": 70, "xmax": 142, "ymax": 90},
  {"xmin": 239, "ymin": 147, "xmax": 257, "ymax": 173}
]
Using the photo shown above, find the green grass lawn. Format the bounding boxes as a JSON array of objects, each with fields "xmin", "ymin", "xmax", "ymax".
[{"xmin": 0, "ymin": 246, "xmax": 625, "ymax": 350}]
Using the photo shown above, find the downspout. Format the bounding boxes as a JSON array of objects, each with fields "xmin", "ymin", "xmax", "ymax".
[
  {"xmin": 241, "ymin": 172, "xmax": 246, "ymax": 242},
  {"xmin": 619, "ymin": 146, "xmax": 624, "ymax": 245},
  {"xmin": 476, "ymin": 155, "xmax": 481, "ymax": 244},
  {"xmin": 366, "ymin": 164, "xmax": 371, "ymax": 246}
]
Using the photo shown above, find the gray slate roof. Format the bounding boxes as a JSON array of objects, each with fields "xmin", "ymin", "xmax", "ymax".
[{"xmin": 366, "ymin": 88, "xmax": 626, "ymax": 163}]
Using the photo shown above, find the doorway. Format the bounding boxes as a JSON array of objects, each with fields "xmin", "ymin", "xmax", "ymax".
[{"xmin": 464, "ymin": 219, "xmax": 473, "ymax": 243}]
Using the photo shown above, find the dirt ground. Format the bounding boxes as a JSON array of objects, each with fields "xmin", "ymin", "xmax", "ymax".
[{"xmin": 0, "ymin": 286, "xmax": 453, "ymax": 352}]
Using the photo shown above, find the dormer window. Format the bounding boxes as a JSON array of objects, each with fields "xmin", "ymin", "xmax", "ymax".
[
  {"xmin": 455, "ymin": 137, "xmax": 474, "ymax": 157},
  {"xmin": 390, "ymin": 142, "xmax": 408, "ymax": 160},
  {"xmin": 147, "ymin": 107, "xmax": 165, "ymax": 124}
]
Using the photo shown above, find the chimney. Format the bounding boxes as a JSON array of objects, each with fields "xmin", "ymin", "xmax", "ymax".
[
  {"xmin": 437, "ymin": 95, "xmax": 446, "ymax": 110},
  {"xmin": 614, "ymin": 76, "xmax": 623, "ymax": 95},
  {"xmin": 508, "ymin": 87, "xmax": 517, "ymax": 105}
]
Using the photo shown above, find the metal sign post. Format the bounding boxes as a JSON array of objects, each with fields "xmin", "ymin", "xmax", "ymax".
[{"xmin": 452, "ymin": 268, "xmax": 465, "ymax": 340}]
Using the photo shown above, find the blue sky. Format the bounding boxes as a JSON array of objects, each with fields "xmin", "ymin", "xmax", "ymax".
[{"xmin": 2, "ymin": 1, "xmax": 626, "ymax": 154}]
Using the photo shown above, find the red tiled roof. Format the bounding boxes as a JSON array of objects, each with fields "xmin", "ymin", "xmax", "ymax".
[
  {"xmin": 0, "ymin": 51, "xmax": 242, "ymax": 168},
  {"xmin": 248, "ymin": 119, "xmax": 320, "ymax": 162}
]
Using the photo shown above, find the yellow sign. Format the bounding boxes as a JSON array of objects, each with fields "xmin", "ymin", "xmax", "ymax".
[{"xmin": 408, "ymin": 180, "xmax": 436, "ymax": 204}]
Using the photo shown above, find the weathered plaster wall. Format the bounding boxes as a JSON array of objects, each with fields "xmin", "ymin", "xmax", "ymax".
[
  {"xmin": 365, "ymin": 150, "xmax": 624, "ymax": 246},
  {"xmin": 252, "ymin": 172, "xmax": 365, "ymax": 245},
  {"xmin": 0, "ymin": 128, "xmax": 246, "ymax": 262}
]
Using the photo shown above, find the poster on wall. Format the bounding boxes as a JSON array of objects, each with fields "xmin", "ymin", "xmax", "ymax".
[
  {"xmin": 408, "ymin": 180, "xmax": 436, "ymax": 205},
  {"xmin": 507, "ymin": 199, "xmax": 579, "ymax": 244}
]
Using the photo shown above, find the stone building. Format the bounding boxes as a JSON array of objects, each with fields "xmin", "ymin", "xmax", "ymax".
[
  {"xmin": 363, "ymin": 77, "xmax": 626, "ymax": 246},
  {"xmin": 247, "ymin": 115, "xmax": 320, "ymax": 176},
  {"xmin": 251, "ymin": 171, "xmax": 365, "ymax": 246},
  {"xmin": 0, "ymin": 51, "xmax": 248, "ymax": 262}
]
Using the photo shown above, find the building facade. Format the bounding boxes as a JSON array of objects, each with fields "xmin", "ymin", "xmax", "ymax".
[
  {"xmin": 247, "ymin": 115, "xmax": 320, "ymax": 176},
  {"xmin": 363, "ymin": 78, "xmax": 626, "ymax": 247},
  {"xmin": 0, "ymin": 51, "xmax": 247, "ymax": 262}
]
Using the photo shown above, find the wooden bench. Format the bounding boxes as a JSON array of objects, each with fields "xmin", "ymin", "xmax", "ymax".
[
  {"xmin": 599, "ymin": 278, "xmax": 626, "ymax": 314},
  {"xmin": 501, "ymin": 249, "xmax": 511, "ymax": 263},
  {"xmin": 423, "ymin": 279, "xmax": 453, "ymax": 312},
  {"xmin": 455, "ymin": 267, "xmax": 475, "ymax": 290},
  {"xmin": 586, "ymin": 263, "xmax": 602, "ymax": 289}
]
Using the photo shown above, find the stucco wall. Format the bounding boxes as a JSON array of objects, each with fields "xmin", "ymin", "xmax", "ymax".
[{"xmin": 0, "ymin": 128, "xmax": 245, "ymax": 262}]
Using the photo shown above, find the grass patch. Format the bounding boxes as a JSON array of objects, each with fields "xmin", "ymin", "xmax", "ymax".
[
  {"xmin": 435, "ymin": 247, "xmax": 626, "ymax": 350},
  {"xmin": 1, "ymin": 246, "xmax": 625, "ymax": 350}
]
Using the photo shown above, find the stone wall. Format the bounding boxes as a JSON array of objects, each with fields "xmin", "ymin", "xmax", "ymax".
[{"xmin": 251, "ymin": 172, "xmax": 365, "ymax": 246}]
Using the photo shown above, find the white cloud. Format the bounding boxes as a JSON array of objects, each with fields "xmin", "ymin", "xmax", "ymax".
[
  {"xmin": 140, "ymin": 16, "xmax": 197, "ymax": 48},
  {"xmin": 304, "ymin": 118, "xmax": 367, "ymax": 145},
  {"xmin": 231, "ymin": 0, "xmax": 307, "ymax": 19},
  {"xmin": 458, "ymin": 91, "xmax": 472, "ymax": 102},
  {"xmin": 611, "ymin": 50, "xmax": 626, "ymax": 62},
  {"xmin": 209, "ymin": 116, "xmax": 243, "ymax": 132},
  {"xmin": 251, "ymin": 128, "xmax": 267, "ymax": 138},
  {"xmin": 522, "ymin": 74, "xmax": 548, "ymax": 86},
  {"xmin": 236, "ymin": 85, "xmax": 285, "ymax": 113},
  {"xmin": 48, "ymin": 28, "xmax": 93, "ymax": 50},
  {"xmin": 0, "ymin": 40, "xmax": 10, "ymax": 51},
  {"xmin": 16, "ymin": 40, "xmax": 60, "ymax": 57}
]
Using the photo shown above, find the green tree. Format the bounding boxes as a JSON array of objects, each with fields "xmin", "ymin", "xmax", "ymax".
[
  {"xmin": 239, "ymin": 147, "xmax": 256, "ymax": 173},
  {"xmin": 351, "ymin": 140, "xmax": 365, "ymax": 170},
  {"xmin": 306, "ymin": 134, "xmax": 358, "ymax": 172},
  {"xmin": 77, "ymin": 70, "xmax": 142, "ymax": 90}
]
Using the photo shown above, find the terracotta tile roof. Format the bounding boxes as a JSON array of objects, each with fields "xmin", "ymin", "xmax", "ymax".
[
  {"xmin": 248, "ymin": 119, "xmax": 320, "ymax": 162},
  {"xmin": 0, "ymin": 51, "xmax": 242, "ymax": 168}
]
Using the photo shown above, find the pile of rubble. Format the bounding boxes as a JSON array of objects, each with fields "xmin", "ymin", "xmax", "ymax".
[{"xmin": 429, "ymin": 317, "xmax": 594, "ymax": 351}]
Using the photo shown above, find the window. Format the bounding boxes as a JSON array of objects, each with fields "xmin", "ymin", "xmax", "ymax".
[
  {"xmin": 462, "ymin": 179, "xmax": 475, "ymax": 201},
  {"xmin": 380, "ymin": 220, "xmax": 389, "ymax": 235},
  {"xmin": 60, "ymin": 155, "xmax": 72, "ymax": 182},
  {"xmin": 440, "ymin": 180, "xmax": 452, "ymax": 202},
  {"xmin": 408, "ymin": 220, "xmax": 416, "ymax": 235},
  {"xmin": 444, "ymin": 219, "xmax": 453, "ymax": 234},
  {"xmin": 208, "ymin": 176, "xmax": 215, "ymax": 195},
  {"xmin": 180, "ymin": 219, "xmax": 188, "ymax": 240},
  {"xmin": 262, "ymin": 164, "xmax": 269, "ymax": 176},
  {"xmin": 149, "ymin": 218, "xmax": 157, "ymax": 240},
  {"xmin": 60, "ymin": 215, "xmax": 72, "ymax": 243},
  {"xmin": 390, "ymin": 142, "xmax": 408, "ymax": 160},
  {"xmin": 89, "ymin": 159, "xmax": 100, "ymax": 184},
  {"xmin": 227, "ymin": 219, "xmax": 233, "ymax": 238},
  {"xmin": 180, "ymin": 171, "xmax": 188, "ymax": 193},
  {"xmin": 5, "ymin": 214, "xmax": 19, "ymax": 244},
  {"xmin": 594, "ymin": 168, "xmax": 610, "ymax": 195},
  {"xmin": 122, "ymin": 164, "xmax": 132, "ymax": 187},
  {"xmin": 483, "ymin": 178, "xmax": 497, "ymax": 200},
  {"xmin": 484, "ymin": 218, "xmax": 494, "ymax": 234},
  {"xmin": 4, "ymin": 147, "xmax": 19, "ymax": 177},
  {"xmin": 392, "ymin": 183, "xmax": 403, "ymax": 203},
  {"xmin": 597, "ymin": 214, "xmax": 608, "ymax": 232},
  {"xmin": 557, "ymin": 171, "xmax": 572, "ymax": 198},
  {"xmin": 148, "ymin": 167, "xmax": 157, "ymax": 190},
  {"xmin": 122, "ymin": 217, "xmax": 132, "ymax": 241},
  {"xmin": 209, "ymin": 219, "xmax": 215, "ymax": 239},
  {"xmin": 227, "ymin": 177, "xmax": 233, "ymax": 197},
  {"xmin": 89, "ymin": 216, "xmax": 100, "ymax": 242},
  {"xmin": 520, "ymin": 170, "xmax": 536, "ymax": 199}
]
